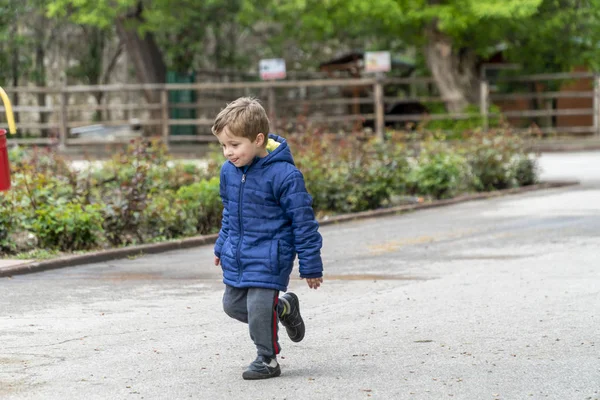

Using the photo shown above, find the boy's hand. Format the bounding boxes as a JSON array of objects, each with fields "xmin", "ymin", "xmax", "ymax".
[
  {"xmin": 304, "ymin": 277, "xmax": 323, "ymax": 289},
  {"xmin": 214, "ymin": 256, "xmax": 220, "ymax": 266}
]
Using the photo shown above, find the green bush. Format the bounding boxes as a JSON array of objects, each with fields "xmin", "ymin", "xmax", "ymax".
[
  {"xmin": 421, "ymin": 104, "xmax": 502, "ymax": 138},
  {"xmin": 351, "ymin": 141, "xmax": 410, "ymax": 210},
  {"xmin": 0, "ymin": 193, "xmax": 16, "ymax": 254},
  {"xmin": 512, "ymin": 154, "xmax": 539, "ymax": 186},
  {"xmin": 341, "ymin": 149, "xmax": 409, "ymax": 211},
  {"xmin": 0, "ymin": 131, "xmax": 540, "ymax": 258},
  {"xmin": 96, "ymin": 140, "xmax": 168, "ymax": 245},
  {"xmin": 143, "ymin": 191, "xmax": 190, "ymax": 240},
  {"xmin": 31, "ymin": 202, "xmax": 104, "ymax": 251},
  {"xmin": 10, "ymin": 172, "xmax": 75, "ymax": 213},
  {"xmin": 147, "ymin": 161, "xmax": 207, "ymax": 192},
  {"xmin": 176, "ymin": 177, "xmax": 222, "ymax": 234},
  {"xmin": 409, "ymin": 142, "xmax": 471, "ymax": 199},
  {"xmin": 141, "ymin": 177, "xmax": 222, "ymax": 240},
  {"xmin": 0, "ymin": 139, "xmax": 223, "ymax": 255},
  {"xmin": 288, "ymin": 137, "xmax": 335, "ymax": 213},
  {"xmin": 291, "ymin": 133, "xmax": 410, "ymax": 213},
  {"xmin": 94, "ymin": 140, "xmax": 217, "ymax": 245},
  {"xmin": 463, "ymin": 128, "xmax": 527, "ymax": 192},
  {"xmin": 100, "ymin": 161, "xmax": 151, "ymax": 246}
]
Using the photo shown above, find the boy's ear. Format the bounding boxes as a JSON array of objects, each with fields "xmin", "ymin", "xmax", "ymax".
[{"xmin": 255, "ymin": 133, "xmax": 266, "ymax": 146}]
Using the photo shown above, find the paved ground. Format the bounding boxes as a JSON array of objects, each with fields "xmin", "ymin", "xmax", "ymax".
[{"xmin": 1, "ymin": 152, "xmax": 599, "ymax": 400}]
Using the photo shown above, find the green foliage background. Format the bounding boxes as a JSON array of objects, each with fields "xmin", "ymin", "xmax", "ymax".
[
  {"xmin": 0, "ymin": 129, "xmax": 538, "ymax": 257},
  {"xmin": 2, "ymin": 0, "xmax": 599, "ymax": 85}
]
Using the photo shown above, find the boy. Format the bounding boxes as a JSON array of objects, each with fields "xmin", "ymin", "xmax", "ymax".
[{"xmin": 212, "ymin": 97, "xmax": 324, "ymax": 380}]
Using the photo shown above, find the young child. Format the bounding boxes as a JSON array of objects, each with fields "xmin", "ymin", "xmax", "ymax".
[{"xmin": 212, "ymin": 97, "xmax": 324, "ymax": 380}]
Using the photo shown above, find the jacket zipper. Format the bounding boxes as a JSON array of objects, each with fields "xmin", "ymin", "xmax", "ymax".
[{"xmin": 236, "ymin": 166, "xmax": 249, "ymax": 282}]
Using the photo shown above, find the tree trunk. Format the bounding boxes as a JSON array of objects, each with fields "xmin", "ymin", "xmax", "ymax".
[
  {"xmin": 102, "ymin": 43, "xmax": 124, "ymax": 85},
  {"xmin": 35, "ymin": 42, "xmax": 49, "ymax": 138},
  {"xmin": 35, "ymin": 12, "xmax": 60, "ymax": 139},
  {"xmin": 115, "ymin": 2, "xmax": 166, "ymax": 104},
  {"xmin": 424, "ymin": 24, "xmax": 479, "ymax": 113},
  {"xmin": 115, "ymin": 3, "xmax": 166, "ymax": 136},
  {"xmin": 100, "ymin": 43, "xmax": 124, "ymax": 122}
]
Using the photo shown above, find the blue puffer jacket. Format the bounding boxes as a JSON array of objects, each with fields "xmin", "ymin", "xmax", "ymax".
[{"xmin": 214, "ymin": 134, "xmax": 323, "ymax": 292}]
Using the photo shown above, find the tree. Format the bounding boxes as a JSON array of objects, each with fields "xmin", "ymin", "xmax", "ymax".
[
  {"xmin": 5, "ymin": 0, "xmax": 64, "ymax": 136},
  {"xmin": 501, "ymin": 0, "xmax": 600, "ymax": 73},
  {"xmin": 46, "ymin": 0, "xmax": 248, "ymax": 97},
  {"xmin": 246, "ymin": 0, "xmax": 600, "ymax": 112},
  {"xmin": 65, "ymin": 25, "xmax": 123, "ymax": 121},
  {"xmin": 48, "ymin": 0, "xmax": 166, "ymax": 103},
  {"xmin": 34, "ymin": 0, "xmax": 600, "ymax": 114},
  {"xmin": 0, "ymin": 0, "xmax": 75, "ymax": 136},
  {"xmin": 0, "ymin": 0, "xmax": 27, "ymax": 121}
]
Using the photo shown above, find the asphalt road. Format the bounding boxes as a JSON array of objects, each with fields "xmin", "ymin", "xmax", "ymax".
[{"xmin": 1, "ymin": 152, "xmax": 599, "ymax": 400}]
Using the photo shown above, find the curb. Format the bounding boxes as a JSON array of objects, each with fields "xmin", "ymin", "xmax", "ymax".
[
  {"xmin": 0, "ymin": 180, "xmax": 579, "ymax": 278},
  {"xmin": 528, "ymin": 139, "xmax": 600, "ymax": 153},
  {"xmin": 318, "ymin": 180, "xmax": 578, "ymax": 225},
  {"xmin": 0, "ymin": 234, "xmax": 219, "ymax": 278}
]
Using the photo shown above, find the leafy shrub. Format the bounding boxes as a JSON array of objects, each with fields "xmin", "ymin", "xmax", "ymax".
[
  {"xmin": 101, "ymin": 165, "xmax": 150, "ymax": 246},
  {"xmin": 290, "ymin": 133, "xmax": 410, "ymax": 213},
  {"xmin": 512, "ymin": 154, "xmax": 539, "ymax": 186},
  {"xmin": 0, "ymin": 193, "xmax": 16, "ymax": 254},
  {"xmin": 349, "ymin": 141, "xmax": 410, "ymax": 210},
  {"xmin": 421, "ymin": 104, "xmax": 502, "ymax": 137},
  {"xmin": 408, "ymin": 141, "xmax": 471, "ymax": 199},
  {"xmin": 7, "ymin": 145, "xmax": 28, "ymax": 167},
  {"xmin": 31, "ymin": 202, "xmax": 104, "ymax": 251},
  {"xmin": 147, "ymin": 161, "xmax": 207, "ymax": 192},
  {"xmin": 98, "ymin": 140, "xmax": 158, "ymax": 245},
  {"xmin": 462, "ymin": 128, "xmax": 526, "ymax": 192},
  {"xmin": 10, "ymin": 172, "xmax": 75, "ymax": 214},
  {"xmin": 0, "ymin": 128, "xmax": 540, "ymax": 258},
  {"xmin": 143, "ymin": 190, "xmax": 190, "ymax": 240},
  {"xmin": 176, "ymin": 177, "xmax": 222, "ymax": 234}
]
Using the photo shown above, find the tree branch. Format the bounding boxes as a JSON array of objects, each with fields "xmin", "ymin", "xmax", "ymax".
[{"xmin": 102, "ymin": 42, "xmax": 124, "ymax": 84}]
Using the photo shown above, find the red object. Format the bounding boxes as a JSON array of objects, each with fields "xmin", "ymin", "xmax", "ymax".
[{"xmin": 0, "ymin": 129, "xmax": 11, "ymax": 191}]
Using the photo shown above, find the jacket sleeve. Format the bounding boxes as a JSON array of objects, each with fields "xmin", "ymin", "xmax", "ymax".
[
  {"xmin": 214, "ymin": 167, "xmax": 229, "ymax": 258},
  {"xmin": 279, "ymin": 169, "xmax": 323, "ymax": 278}
]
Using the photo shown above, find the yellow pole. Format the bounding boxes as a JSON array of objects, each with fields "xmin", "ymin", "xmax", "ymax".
[{"xmin": 0, "ymin": 86, "xmax": 17, "ymax": 134}]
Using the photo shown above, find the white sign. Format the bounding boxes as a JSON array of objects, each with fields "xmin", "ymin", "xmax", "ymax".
[
  {"xmin": 364, "ymin": 51, "xmax": 391, "ymax": 73},
  {"xmin": 259, "ymin": 58, "xmax": 286, "ymax": 80}
]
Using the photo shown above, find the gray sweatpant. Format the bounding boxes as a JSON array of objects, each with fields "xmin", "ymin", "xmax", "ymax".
[{"xmin": 222, "ymin": 285, "xmax": 282, "ymax": 359}]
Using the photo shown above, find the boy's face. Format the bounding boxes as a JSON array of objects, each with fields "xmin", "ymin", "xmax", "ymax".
[{"xmin": 217, "ymin": 128, "xmax": 266, "ymax": 168}]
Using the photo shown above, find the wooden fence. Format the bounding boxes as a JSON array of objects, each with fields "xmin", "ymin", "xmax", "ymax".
[{"xmin": 1, "ymin": 71, "xmax": 599, "ymax": 149}]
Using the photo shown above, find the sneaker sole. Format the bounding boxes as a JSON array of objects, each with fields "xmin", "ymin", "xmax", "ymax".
[
  {"xmin": 283, "ymin": 293, "xmax": 305, "ymax": 343},
  {"xmin": 242, "ymin": 368, "xmax": 281, "ymax": 380}
]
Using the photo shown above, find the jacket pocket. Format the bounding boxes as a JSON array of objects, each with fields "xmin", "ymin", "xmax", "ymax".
[
  {"xmin": 270, "ymin": 240, "xmax": 279, "ymax": 275},
  {"xmin": 270, "ymin": 240, "xmax": 295, "ymax": 275},
  {"xmin": 277, "ymin": 240, "xmax": 295, "ymax": 272},
  {"xmin": 221, "ymin": 237, "xmax": 237, "ymax": 273},
  {"xmin": 222, "ymin": 237, "xmax": 232, "ymax": 257}
]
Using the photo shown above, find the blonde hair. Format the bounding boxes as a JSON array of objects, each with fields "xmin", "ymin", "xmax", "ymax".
[{"xmin": 211, "ymin": 97, "xmax": 270, "ymax": 145}]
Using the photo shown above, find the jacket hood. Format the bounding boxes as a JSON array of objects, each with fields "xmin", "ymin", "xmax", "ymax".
[{"xmin": 256, "ymin": 133, "xmax": 295, "ymax": 168}]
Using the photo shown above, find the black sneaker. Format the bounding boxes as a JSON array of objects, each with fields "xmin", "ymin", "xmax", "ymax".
[
  {"xmin": 242, "ymin": 356, "xmax": 281, "ymax": 380},
  {"xmin": 279, "ymin": 292, "xmax": 305, "ymax": 343}
]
